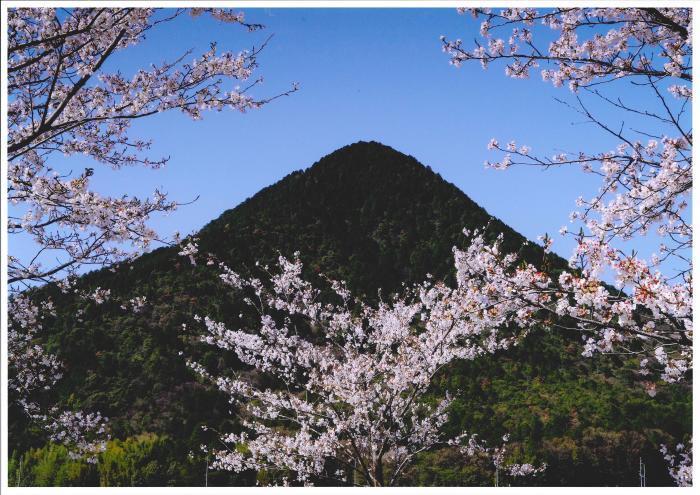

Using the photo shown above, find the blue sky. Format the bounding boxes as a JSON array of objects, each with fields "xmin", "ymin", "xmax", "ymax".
[{"xmin": 11, "ymin": 8, "xmax": 687, "ymax": 277}]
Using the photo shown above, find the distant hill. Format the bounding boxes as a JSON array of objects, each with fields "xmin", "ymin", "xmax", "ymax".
[{"xmin": 10, "ymin": 141, "xmax": 690, "ymax": 487}]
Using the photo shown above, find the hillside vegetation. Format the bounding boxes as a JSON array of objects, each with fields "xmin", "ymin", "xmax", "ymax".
[{"xmin": 10, "ymin": 142, "xmax": 690, "ymax": 486}]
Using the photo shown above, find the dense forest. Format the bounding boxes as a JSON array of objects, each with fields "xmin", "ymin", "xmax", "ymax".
[{"xmin": 9, "ymin": 141, "xmax": 691, "ymax": 486}]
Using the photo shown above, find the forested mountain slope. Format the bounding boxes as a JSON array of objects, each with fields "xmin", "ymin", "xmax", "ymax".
[{"xmin": 10, "ymin": 141, "xmax": 690, "ymax": 486}]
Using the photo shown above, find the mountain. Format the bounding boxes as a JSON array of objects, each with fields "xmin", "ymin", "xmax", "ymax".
[
  {"xmin": 9, "ymin": 141, "xmax": 690, "ymax": 486},
  {"xmin": 193, "ymin": 140, "xmax": 568, "ymax": 296}
]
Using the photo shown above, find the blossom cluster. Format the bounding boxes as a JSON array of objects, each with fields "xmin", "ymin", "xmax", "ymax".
[
  {"xmin": 180, "ymin": 244, "xmax": 544, "ymax": 486},
  {"xmin": 120, "ymin": 295, "xmax": 147, "ymax": 313},
  {"xmin": 442, "ymin": 7, "xmax": 692, "ymax": 388},
  {"xmin": 451, "ymin": 222, "xmax": 691, "ymax": 388},
  {"xmin": 442, "ymin": 8, "xmax": 691, "ymax": 92},
  {"xmin": 8, "ymin": 8, "xmax": 296, "ymax": 286},
  {"xmin": 8, "ymin": 295, "xmax": 61, "ymax": 407},
  {"xmin": 660, "ymin": 441, "xmax": 692, "ymax": 487},
  {"xmin": 8, "ymin": 294, "xmax": 109, "ymax": 461},
  {"xmin": 451, "ymin": 229, "xmax": 689, "ymax": 384},
  {"xmin": 442, "ymin": 7, "xmax": 691, "ymax": 485},
  {"xmin": 8, "ymin": 161, "xmax": 177, "ymax": 285},
  {"xmin": 7, "ymin": 7, "xmax": 293, "ymax": 463},
  {"xmin": 44, "ymin": 410, "xmax": 109, "ymax": 464}
]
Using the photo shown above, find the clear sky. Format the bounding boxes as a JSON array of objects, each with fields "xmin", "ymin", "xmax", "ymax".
[{"xmin": 11, "ymin": 8, "xmax": 686, "ymax": 277}]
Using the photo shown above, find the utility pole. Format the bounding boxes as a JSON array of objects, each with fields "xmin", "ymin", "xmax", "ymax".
[
  {"xmin": 639, "ymin": 457, "xmax": 646, "ymax": 487},
  {"xmin": 205, "ymin": 451, "xmax": 209, "ymax": 487},
  {"xmin": 495, "ymin": 467, "xmax": 499, "ymax": 487}
]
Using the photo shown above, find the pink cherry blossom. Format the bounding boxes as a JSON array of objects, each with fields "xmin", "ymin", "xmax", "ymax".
[
  {"xmin": 8, "ymin": 8, "xmax": 297, "ymax": 287},
  {"xmin": 8, "ymin": 7, "xmax": 296, "ymax": 463},
  {"xmin": 8, "ymin": 293, "xmax": 108, "ymax": 461},
  {"xmin": 443, "ymin": 8, "xmax": 692, "ymax": 485},
  {"xmin": 178, "ymin": 242, "xmax": 545, "ymax": 486}
]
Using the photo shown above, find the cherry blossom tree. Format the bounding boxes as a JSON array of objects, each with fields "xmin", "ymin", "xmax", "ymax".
[
  {"xmin": 8, "ymin": 7, "xmax": 296, "ymax": 287},
  {"xmin": 8, "ymin": 293, "xmax": 109, "ymax": 462},
  {"xmin": 441, "ymin": 7, "xmax": 692, "ymax": 484},
  {"xmin": 179, "ymin": 244, "xmax": 543, "ymax": 486},
  {"xmin": 7, "ymin": 6, "xmax": 294, "ymax": 463}
]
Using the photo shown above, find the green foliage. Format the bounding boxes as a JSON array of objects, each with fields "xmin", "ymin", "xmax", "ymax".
[
  {"xmin": 10, "ymin": 443, "xmax": 98, "ymax": 487},
  {"xmin": 9, "ymin": 433, "xmax": 238, "ymax": 487},
  {"xmin": 10, "ymin": 142, "xmax": 691, "ymax": 486},
  {"xmin": 415, "ymin": 327, "xmax": 690, "ymax": 486}
]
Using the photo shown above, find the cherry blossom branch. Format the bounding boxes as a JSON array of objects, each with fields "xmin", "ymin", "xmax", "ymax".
[
  {"xmin": 442, "ymin": 9, "xmax": 691, "ymax": 484},
  {"xmin": 8, "ymin": 7, "xmax": 298, "ymax": 286}
]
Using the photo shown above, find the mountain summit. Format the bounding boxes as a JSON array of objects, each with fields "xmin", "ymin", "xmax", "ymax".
[{"xmin": 194, "ymin": 140, "xmax": 561, "ymax": 295}]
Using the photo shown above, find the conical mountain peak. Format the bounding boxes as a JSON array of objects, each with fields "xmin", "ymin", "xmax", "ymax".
[{"xmin": 192, "ymin": 141, "xmax": 561, "ymax": 296}]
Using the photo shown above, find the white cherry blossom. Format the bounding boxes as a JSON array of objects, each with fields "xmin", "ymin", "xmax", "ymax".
[
  {"xmin": 8, "ymin": 7, "xmax": 297, "ymax": 286},
  {"xmin": 179, "ymin": 244, "xmax": 544, "ymax": 486},
  {"xmin": 443, "ymin": 8, "xmax": 692, "ymax": 485}
]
